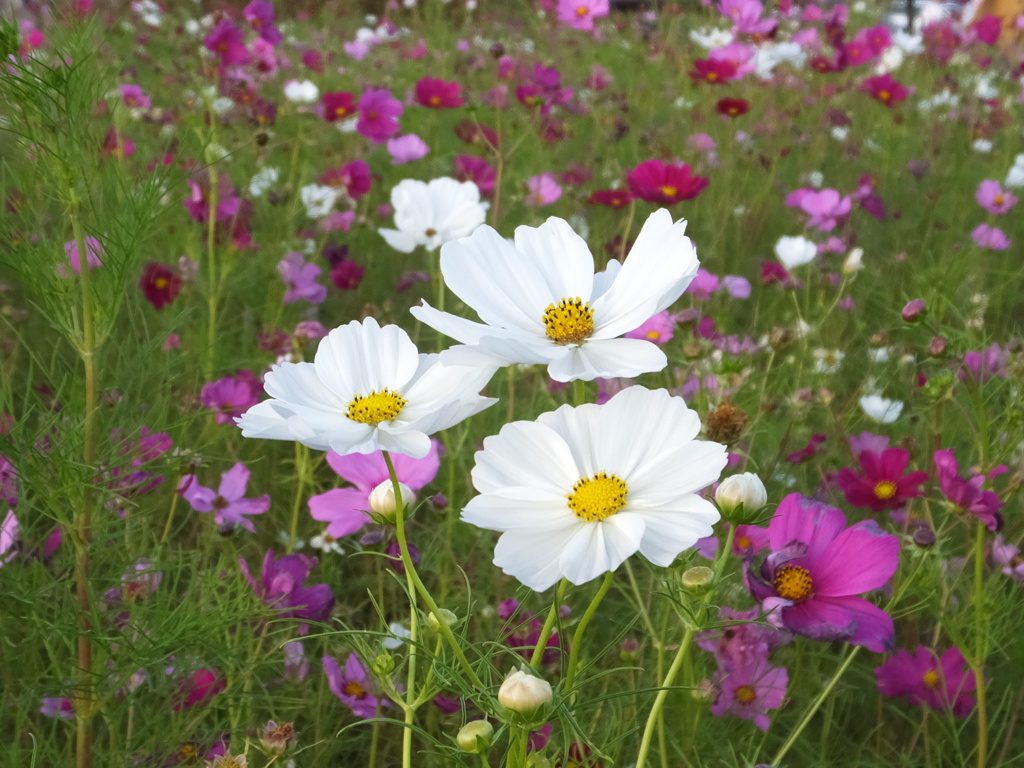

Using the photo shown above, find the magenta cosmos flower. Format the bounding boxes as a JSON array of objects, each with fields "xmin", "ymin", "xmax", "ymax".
[
  {"xmin": 710, "ymin": 658, "xmax": 788, "ymax": 732},
  {"xmin": 975, "ymin": 180, "xmax": 1017, "ymax": 214},
  {"xmin": 323, "ymin": 654, "xmax": 389, "ymax": 719},
  {"xmin": 861, "ymin": 74, "xmax": 909, "ymax": 108},
  {"xmin": 239, "ymin": 550, "xmax": 334, "ymax": 629},
  {"xmin": 307, "ymin": 440, "xmax": 441, "ymax": 538},
  {"xmin": 557, "ymin": 0, "xmax": 609, "ymax": 31},
  {"xmin": 836, "ymin": 447, "xmax": 929, "ymax": 513},
  {"xmin": 414, "ymin": 77, "xmax": 464, "ymax": 109},
  {"xmin": 203, "ymin": 19, "xmax": 250, "ymax": 66},
  {"xmin": 745, "ymin": 494, "xmax": 899, "ymax": 652},
  {"xmin": 178, "ymin": 463, "xmax": 271, "ymax": 533},
  {"xmin": 875, "ymin": 646, "xmax": 976, "ymax": 717},
  {"xmin": 627, "ymin": 159, "xmax": 710, "ymax": 205},
  {"xmin": 933, "ymin": 448, "xmax": 1005, "ymax": 531},
  {"xmin": 357, "ymin": 88, "xmax": 403, "ymax": 144}
]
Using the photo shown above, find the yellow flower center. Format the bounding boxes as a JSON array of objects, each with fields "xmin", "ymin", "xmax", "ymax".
[
  {"xmin": 922, "ymin": 668, "xmax": 940, "ymax": 689},
  {"xmin": 646, "ymin": 330, "xmax": 661, "ymax": 340},
  {"xmin": 660, "ymin": 185, "xmax": 678, "ymax": 198},
  {"xmin": 336, "ymin": 106, "xmax": 349, "ymax": 117},
  {"xmin": 343, "ymin": 680, "xmax": 368, "ymax": 699},
  {"xmin": 576, "ymin": 5, "xmax": 589, "ymax": 16},
  {"xmin": 707, "ymin": 72, "xmax": 718, "ymax": 82},
  {"xmin": 734, "ymin": 684, "xmax": 757, "ymax": 704},
  {"xmin": 737, "ymin": 535, "xmax": 751, "ymax": 550},
  {"xmin": 874, "ymin": 480, "xmax": 897, "ymax": 500},
  {"xmin": 567, "ymin": 472, "xmax": 628, "ymax": 522},
  {"xmin": 879, "ymin": 89, "xmax": 891, "ymax": 102},
  {"xmin": 773, "ymin": 564, "xmax": 813, "ymax": 602},
  {"xmin": 994, "ymin": 194, "xmax": 1004, "ymax": 206},
  {"xmin": 429, "ymin": 95, "xmax": 441, "ymax": 106},
  {"xmin": 346, "ymin": 389, "xmax": 406, "ymax": 425},
  {"xmin": 155, "ymin": 277, "xmax": 168, "ymax": 289},
  {"xmin": 543, "ymin": 297, "xmax": 595, "ymax": 345}
]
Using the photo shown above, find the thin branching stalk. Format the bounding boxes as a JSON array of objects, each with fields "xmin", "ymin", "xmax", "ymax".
[{"xmin": 564, "ymin": 570, "xmax": 615, "ymax": 695}]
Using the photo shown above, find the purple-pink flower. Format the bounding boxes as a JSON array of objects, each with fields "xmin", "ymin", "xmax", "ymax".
[
  {"xmin": 119, "ymin": 84, "xmax": 151, "ymax": 109},
  {"xmin": 624, "ymin": 310, "xmax": 675, "ymax": 345},
  {"xmin": 308, "ymin": 441, "xmax": 441, "ymax": 538},
  {"xmin": 239, "ymin": 550, "xmax": 334, "ymax": 629},
  {"xmin": 933, "ymin": 448, "xmax": 1005, "ymax": 531},
  {"xmin": 556, "ymin": 0, "xmax": 609, "ymax": 31},
  {"xmin": 356, "ymin": 88, "xmax": 403, "ymax": 144},
  {"xmin": 63, "ymin": 236, "xmax": 104, "ymax": 274},
  {"xmin": 244, "ymin": 0, "xmax": 281, "ymax": 45},
  {"xmin": 525, "ymin": 172, "xmax": 562, "ymax": 206},
  {"xmin": 975, "ymin": 180, "xmax": 1017, "ymax": 214},
  {"xmin": 178, "ymin": 463, "xmax": 271, "ymax": 534},
  {"xmin": 710, "ymin": 658, "xmax": 788, "ymax": 731},
  {"xmin": 875, "ymin": 646, "xmax": 976, "ymax": 717},
  {"xmin": 971, "ymin": 223, "xmax": 1011, "ymax": 251},
  {"xmin": 960, "ymin": 342, "xmax": 1007, "ymax": 383},
  {"xmin": 744, "ymin": 494, "xmax": 899, "ymax": 652},
  {"xmin": 278, "ymin": 252, "xmax": 326, "ymax": 304},
  {"xmin": 203, "ymin": 19, "xmax": 250, "ymax": 66},
  {"xmin": 835, "ymin": 447, "xmax": 929, "ymax": 513},
  {"xmin": 717, "ymin": 0, "xmax": 777, "ymax": 35},
  {"xmin": 201, "ymin": 370, "xmax": 262, "ymax": 425},
  {"xmin": 323, "ymin": 654, "xmax": 389, "ymax": 719},
  {"xmin": 386, "ymin": 134, "xmax": 430, "ymax": 165},
  {"xmin": 785, "ymin": 188, "xmax": 852, "ymax": 231}
]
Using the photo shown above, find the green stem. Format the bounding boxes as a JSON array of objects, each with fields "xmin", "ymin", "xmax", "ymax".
[
  {"xmin": 287, "ymin": 443, "xmax": 309, "ymax": 554},
  {"xmin": 565, "ymin": 571, "xmax": 614, "ymax": 694},
  {"xmin": 383, "ymin": 452, "xmax": 483, "ymax": 689},
  {"xmin": 529, "ymin": 579, "xmax": 569, "ymax": 669},
  {"xmin": 972, "ymin": 518, "xmax": 989, "ymax": 768},
  {"xmin": 571, "ymin": 378, "xmax": 587, "ymax": 406},
  {"xmin": 159, "ymin": 476, "xmax": 182, "ymax": 543},
  {"xmin": 402, "ymin": 554, "xmax": 419, "ymax": 768}
]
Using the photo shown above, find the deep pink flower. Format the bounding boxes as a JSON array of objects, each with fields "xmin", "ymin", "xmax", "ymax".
[
  {"xmin": 182, "ymin": 176, "xmax": 241, "ymax": 224},
  {"xmin": 862, "ymin": 74, "xmax": 909, "ymax": 108},
  {"xmin": 786, "ymin": 433, "xmax": 826, "ymax": 463},
  {"xmin": 708, "ymin": 42, "xmax": 757, "ymax": 79},
  {"xmin": 278, "ymin": 252, "xmax": 326, "ymax": 304},
  {"xmin": 356, "ymin": 88, "xmax": 403, "ymax": 144},
  {"xmin": 717, "ymin": 0, "xmax": 777, "ymax": 34},
  {"xmin": 203, "ymin": 19, "xmax": 250, "ymax": 66},
  {"xmin": 319, "ymin": 160, "xmax": 371, "ymax": 201},
  {"xmin": 836, "ymin": 448, "xmax": 929, "ymax": 513},
  {"xmin": 975, "ymin": 180, "xmax": 1017, "ymax": 214},
  {"xmin": 689, "ymin": 58, "xmax": 738, "ymax": 84},
  {"xmin": 63, "ymin": 236, "xmax": 104, "ymax": 274},
  {"xmin": 875, "ymin": 647, "xmax": 976, "ymax": 717},
  {"xmin": 414, "ymin": 77, "xmax": 464, "ymax": 109},
  {"xmin": 745, "ymin": 494, "xmax": 899, "ymax": 652},
  {"xmin": 971, "ymin": 223, "xmax": 1011, "ymax": 251},
  {"xmin": 41, "ymin": 696, "xmax": 74, "ymax": 719},
  {"xmin": 972, "ymin": 14, "xmax": 1001, "ymax": 46},
  {"xmin": 627, "ymin": 159, "xmax": 710, "ymax": 205},
  {"xmin": 239, "ymin": 550, "xmax": 335, "ymax": 628},
  {"xmin": 330, "ymin": 259, "xmax": 365, "ymax": 291},
  {"xmin": 321, "ymin": 91, "xmax": 356, "ymax": 123},
  {"xmin": 173, "ymin": 669, "xmax": 225, "ymax": 712},
  {"xmin": 244, "ymin": 0, "xmax": 281, "ymax": 45},
  {"xmin": 556, "ymin": 0, "xmax": 610, "ymax": 31},
  {"xmin": 587, "ymin": 188, "xmax": 634, "ymax": 208},
  {"xmin": 308, "ymin": 441, "xmax": 441, "ymax": 538},
  {"xmin": 933, "ymin": 448, "xmax": 1005, "ymax": 531},
  {"xmin": 624, "ymin": 310, "xmax": 674, "ymax": 345},
  {"xmin": 140, "ymin": 262, "xmax": 182, "ymax": 310},
  {"xmin": 178, "ymin": 463, "xmax": 270, "ymax": 534},
  {"xmin": 200, "ymin": 370, "xmax": 262, "ymax": 425},
  {"xmin": 453, "ymin": 155, "xmax": 496, "ymax": 197},
  {"xmin": 119, "ymin": 84, "xmax": 151, "ymax": 109},
  {"xmin": 323, "ymin": 654, "xmax": 389, "ymax": 719},
  {"xmin": 960, "ymin": 342, "xmax": 1007, "ymax": 383}
]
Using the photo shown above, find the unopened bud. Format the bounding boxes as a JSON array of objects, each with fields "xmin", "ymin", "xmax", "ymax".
[
  {"xmin": 842, "ymin": 247, "xmax": 864, "ymax": 274},
  {"xmin": 498, "ymin": 668, "xmax": 553, "ymax": 718},
  {"xmin": 715, "ymin": 473, "xmax": 767, "ymax": 523},
  {"xmin": 928, "ymin": 336, "xmax": 947, "ymax": 357},
  {"xmin": 901, "ymin": 299, "xmax": 927, "ymax": 323},
  {"xmin": 428, "ymin": 608, "xmax": 457, "ymax": 632},
  {"xmin": 682, "ymin": 566, "xmax": 715, "ymax": 593},
  {"xmin": 370, "ymin": 650, "xmax": 395, "ymax": 677},
  {"xmin": 456, "ymin": 720, "xmax": 494, "ymax": 754},
  {"xmin": 368, "ymin": 480, "xmax": 415, "ymax": 521},
  {"xmin": 912, "ymin": 523, "xmax": 936, "ymax": 549}
]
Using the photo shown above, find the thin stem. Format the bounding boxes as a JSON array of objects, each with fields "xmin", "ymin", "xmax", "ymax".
[
  {"xmin": 529, "ymin": 579, "xmax": 569, "ymax": 669},
  {"xmin": 159, "ymin": 476, "xmax": 182, "ymax": 543},
  {"xmin": 287, "ymin": 443, "xmax": 309, "ymax": 554},
  {"xmin": 204, "ymin": 158, "xmax": 219, "ymax": 381},
  {"xmin": 402, "ymin": 556, "xmax": 419, "ymax": 768},
  {"xmin": 972, "ymin": 518, "xmax": 989, "ymax": 768},
  {"xmin": 383, "ymin": 452, "xmax": 483, "ymax": 689},
  {"xmin": 565, "ymin": 571, "xmax": 614, "ymax": 694}
]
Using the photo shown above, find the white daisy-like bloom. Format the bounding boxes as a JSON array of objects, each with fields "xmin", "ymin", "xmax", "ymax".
[
  {"xmin": 379, "ymin": 177, "xmax": 488, "ymax": 253},
  {"xmin": 462, "ymin": 386, "xmax": 727, "ymax": 591},
  {"xmin": 284, "ymin": 79, "xmax": 320, "ymax": 104},
  {"xmin": 410, "ymin": 210, "xmax": 699, "ymax": 382},
  {"xmin": 813, "ymin": 348, "xmax": 844, "ymax": 373},
  {"xmin": 300, "ymin": 184, "xmax": 339, "ymax": 219},
  {"xmin": 859, "ymin": 394, "xmax": 903, "ymax": 424},
  {"xmin": 774, "ymin": 235, "xmax": 817, "ymax": 270},
  {"xmin": 236, "ymin": 318, "xmax": 497, "ymax": 459}
]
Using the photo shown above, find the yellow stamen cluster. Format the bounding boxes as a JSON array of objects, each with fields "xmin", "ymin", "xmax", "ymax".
[
  {"xmin": 660, "ymin": 185, "xmax": 678, "ymax": 198},
  {"xmin": 567, "ymin": 472, "xmax": 628, "ymax": 522},
  {"xmin": 922, "ymin": 668, "xmax": 940, "ymax": 689},
  {"xmin": 773, "ymin": 564, "xmax": 813, "ymax": 602},
  {"xmin": 542, "ymin": 297, "xmax": 595, "ymax": 346},
  {"xmin": 873, "ymin": 480, "xmax": 897, "ymax": 500},
  {"xmin": 346, "ymin": 389, "xmax": 407, "ymax": 425},
  {"xmin": 343, "ymin": 680, "xmax": 368, "ymax": 699},
  {"xmin": 734, "ymin": 685, "xmax": 757, "ymax": 704}
]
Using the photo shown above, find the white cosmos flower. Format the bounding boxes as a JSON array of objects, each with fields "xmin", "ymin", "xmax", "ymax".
[
  {"xmin": 235, "ymin": 318, "xmax": 497, "ymax": 459},
  {"xmin": 379, "ymin": 177, "xmax": 488, "ymax": 253},
  {"xmin": 462, "ymin": 386, "xmax": 728, "ymax": 591},
  {"xmin": 284, "ymin": 79, "xmax": 319, "ymax": 103},
  {"xmin": 300, "ymin": 184, "xmax": 339, "ymax": 219},
  {"xmin": 859, "ymin": 394, "xmax": 903, "ymax": 424},
  {"xmin": 774, "ymin": 235, "xmax": 817, "ymax": 270},
  {"xmin": 410, "ymin": 210, "xmax": 699, "ymax": 382}
]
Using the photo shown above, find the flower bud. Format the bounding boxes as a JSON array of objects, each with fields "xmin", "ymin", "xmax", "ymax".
[
  {"xmin": 456, "ymin": 720, "xmax": 494, "ymax": 754},
  {"xmin": 928, "ymin": 335, "xmax": 947, "ymax": 357},
  {"xmin": 681, "ymin": 566, "xmax": 715, "ymax": 594},
  {"xmin": 901, "ymin": 299, "xmax": 927, "ymax": 323},
  {"xmin": 367, "ymin": 480, "xmax": 415, "ymax": 522},
  {"xmin": 428, "ymin": 608, "xmax": 458, "ymax": 632},
  {"xmin": 912, "ymin": 522, "xmax": 936, "ymax": 549},
  {"xmin": 842, "ymin": 247, "xmax": 864, "ymax": 274},
  {"xmin": 498, "ymin": 668, "xmax": 553, "ymax": 718},
  {"xmin": 260, "ymin": 721, "xmax": 295, "ymax": 755},
  {"xmin": 715, "ymin": 473, "xmax": 767, "ymax": 522}
]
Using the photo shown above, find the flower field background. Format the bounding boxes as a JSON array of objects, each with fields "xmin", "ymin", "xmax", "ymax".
[{"xmin": 1, "ymin": 0, "xmax": 1023, "ymax": 767}]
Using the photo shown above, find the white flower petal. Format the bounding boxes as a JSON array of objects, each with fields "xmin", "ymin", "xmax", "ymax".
[
  {"xmin": 547, "ymin": 338, "xmax": 667, "ymax": 382},
  {"xmin": 558, "ymin": 515, "xmax": 645, "ymax": 586},
  {"xmin": 493, "ymin": 521, "xmax": 584, "ymax": 592}
]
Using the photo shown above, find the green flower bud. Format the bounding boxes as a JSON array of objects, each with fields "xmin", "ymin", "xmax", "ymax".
[{"xmin": 456, "ymin": 720, "xmax": 494, "ymax": 754}]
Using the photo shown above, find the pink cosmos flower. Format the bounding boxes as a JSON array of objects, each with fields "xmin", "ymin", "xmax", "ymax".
[
  {"xmin": 41, "ymin": 696, "xmax": 74, "ymax": 719},
  {"xmin": 862, "ymin": 74, "xmax": 909, "ymax": 108},
  {"xmin": 244, "ymin": 0, "xmax": 281, "ymax": 45},
  {"xmin": 992, "ymin": 535, "xmax": 1024, "ymax": 582},
  {"xmin": 0, "ymin": 510, "xmax": 17, "ymax": 567},
  {"xmin": 356, "ymin": 88, "xmax": 403, "ymax": 144},
  {"xmin": 238, "ymin": 550, "xmax": 334, "ymax": 628},
  {"xmin": 717, "ymin": 0, "xmax": 777, "ymax": 34},
  {"xmin": 627, "ymin": 159, "xmax": 710, "ymax": 205},
  {"xmin": 624, "ymin": 310, "xmax": 674, "ymax": 345},
  {"xmin": 63, "ymin": 236, "xmax": 104, "ymax": 274},
  {"xmin": 278, "ymin": 252, "xmax": 326, "ymax": 304},
  {"xmin": 960, "ymin": 342, "xmax": 1007, "ymax": 383},
  {"xmin": 875, "ymin": 646, "xmax": 976, "ymax": 717},
  {"xmin": 203, "ymin": 19, "xmax": 250, "ymax": 66},
  {"xmin": 320, "ymin": 160, "xmax": 371, "ymax": 201},
  {"xmin": 710, "ymin": 658, "xmax": 788, "ymax": 731},
  {"xmin": 182, "ymin": 176, "xmax": 241, "ymax": 224},
  {"xmin": 708, "ymin": 43, "xmax": 757, "ymax": 79},
  {"xmin": 414, "ymin": 77, "xmax": 464, "ymax": 109},
  {"xmin": 453, "ymin": 155, "xmax": 497, "ymax": 197},
  {"xmin": 387, "ymin": 134, "xmax": 430, "ymax": 164},
  {"xmin": 972, "ymin": 14, "xmax": 1001, "ymax": 46},
  {"xmin": 933, "ymin": 449, "xmax": 1005, "ymax": 531},
  {"xmin": 836, "ymin": 448, "xmax": 929, "ymax": 513},
  {"xmin": 785, "ymin": 188, "xmax": 852, "ymax": 231},
  {"xmin": 525, "ymin": 172, "xmax": 562, "ymax": 206},
  {"xmin": 557, "ymin": 0, "xmax": 610, "ymax": 31},
  {"xmin": 698, "ymin": 606, "xmax": 787, "ymax": 672},
  {"xmin": 178, "ymin": 463, "xmax": 270, "ymax": 534},
  {"xmin": 689, "ymin": 58, "xmax": 738, "ymax": 84},
  {"xmin": 173, "ymin": 669, "xmax": 225, "ymax": 712},
  {"xmin": 971, "ymin": 223, "xmax": 1011, "ymax": 251},
  {"xmin": 321, "ymin": 91, "xmax": 356, "ymax": 123},
  {"xmin": 744, "ymin": 494, "xmax": 899, "ymax": 652},
  {"xmin": 200, "ymin": 370, "xmax": 263, "ymax": 425},
  {"xmin": 323, "ymin": 654, "xmax": 390, "ymax": 719},
  {"xmin": 308, "ymin": 441, "xmax": 441, "ymax": 538},
  {"xmin": 975, "ymin": 180, "xmax": 1017, "ymax": 214},
  {"xmin": 119, "ymin": 84, "xmax": 151, "ymax": 109}
]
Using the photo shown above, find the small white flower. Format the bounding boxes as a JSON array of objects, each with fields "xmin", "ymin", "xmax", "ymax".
[
  {"xmin": 211, "ymin": 97, "xmax": 235, "ymax": 115},
  {"xmin": 808, "ymin": 171, "xmax": 824, "ymax": 188},
  {"xmin": 382, "ymin": 621, "xmax": 412, "ymax": 650},
  {"xmin": 868, "ymin": 347, "xmax": 890, "ymax": 363},
  {"xmin": 774, "ymin": 235, "xmax": 817, "ymax": 269},
  {"xmin": 284, "ymin": 79, "xmax": 319, "ymax": 103},
  {"xmin": 236, "ymin": 318, "xmax": 497, "ymax": 459},
  {"xmin": 842, "ymin": 247, "xmax": 864, "ymax": 274},
  {"xmin": 689, "ymin": 26, "xmax": 733, "ymax": 50},
  {"xmin": 310, "ymin": 533, "xmax": 344, "ymax": 554},
  {"xmin": 300, "ymin": 184, "xmax": 339, "ymax": 219},
  {"xmin": 972, "ymin": 138, "xmax": 993, "ymax": 153},
  {"xmin": 831, "ymin": 126, "xmax": 850, "ymax": 141},
  {"xmin": 1005, "ymin": 154, "xmax": 1024, "ymax": 188},
  {"xmin": 859, "ymin": 395, "xmax": 903, "ymax": 423},
  {"xmin": 813, "ymin": 348, "xmax": 844, "ymax": 373},
  {"xmin": 379, "ymin": 178, "xmax": 488, "ymax": 253}
]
